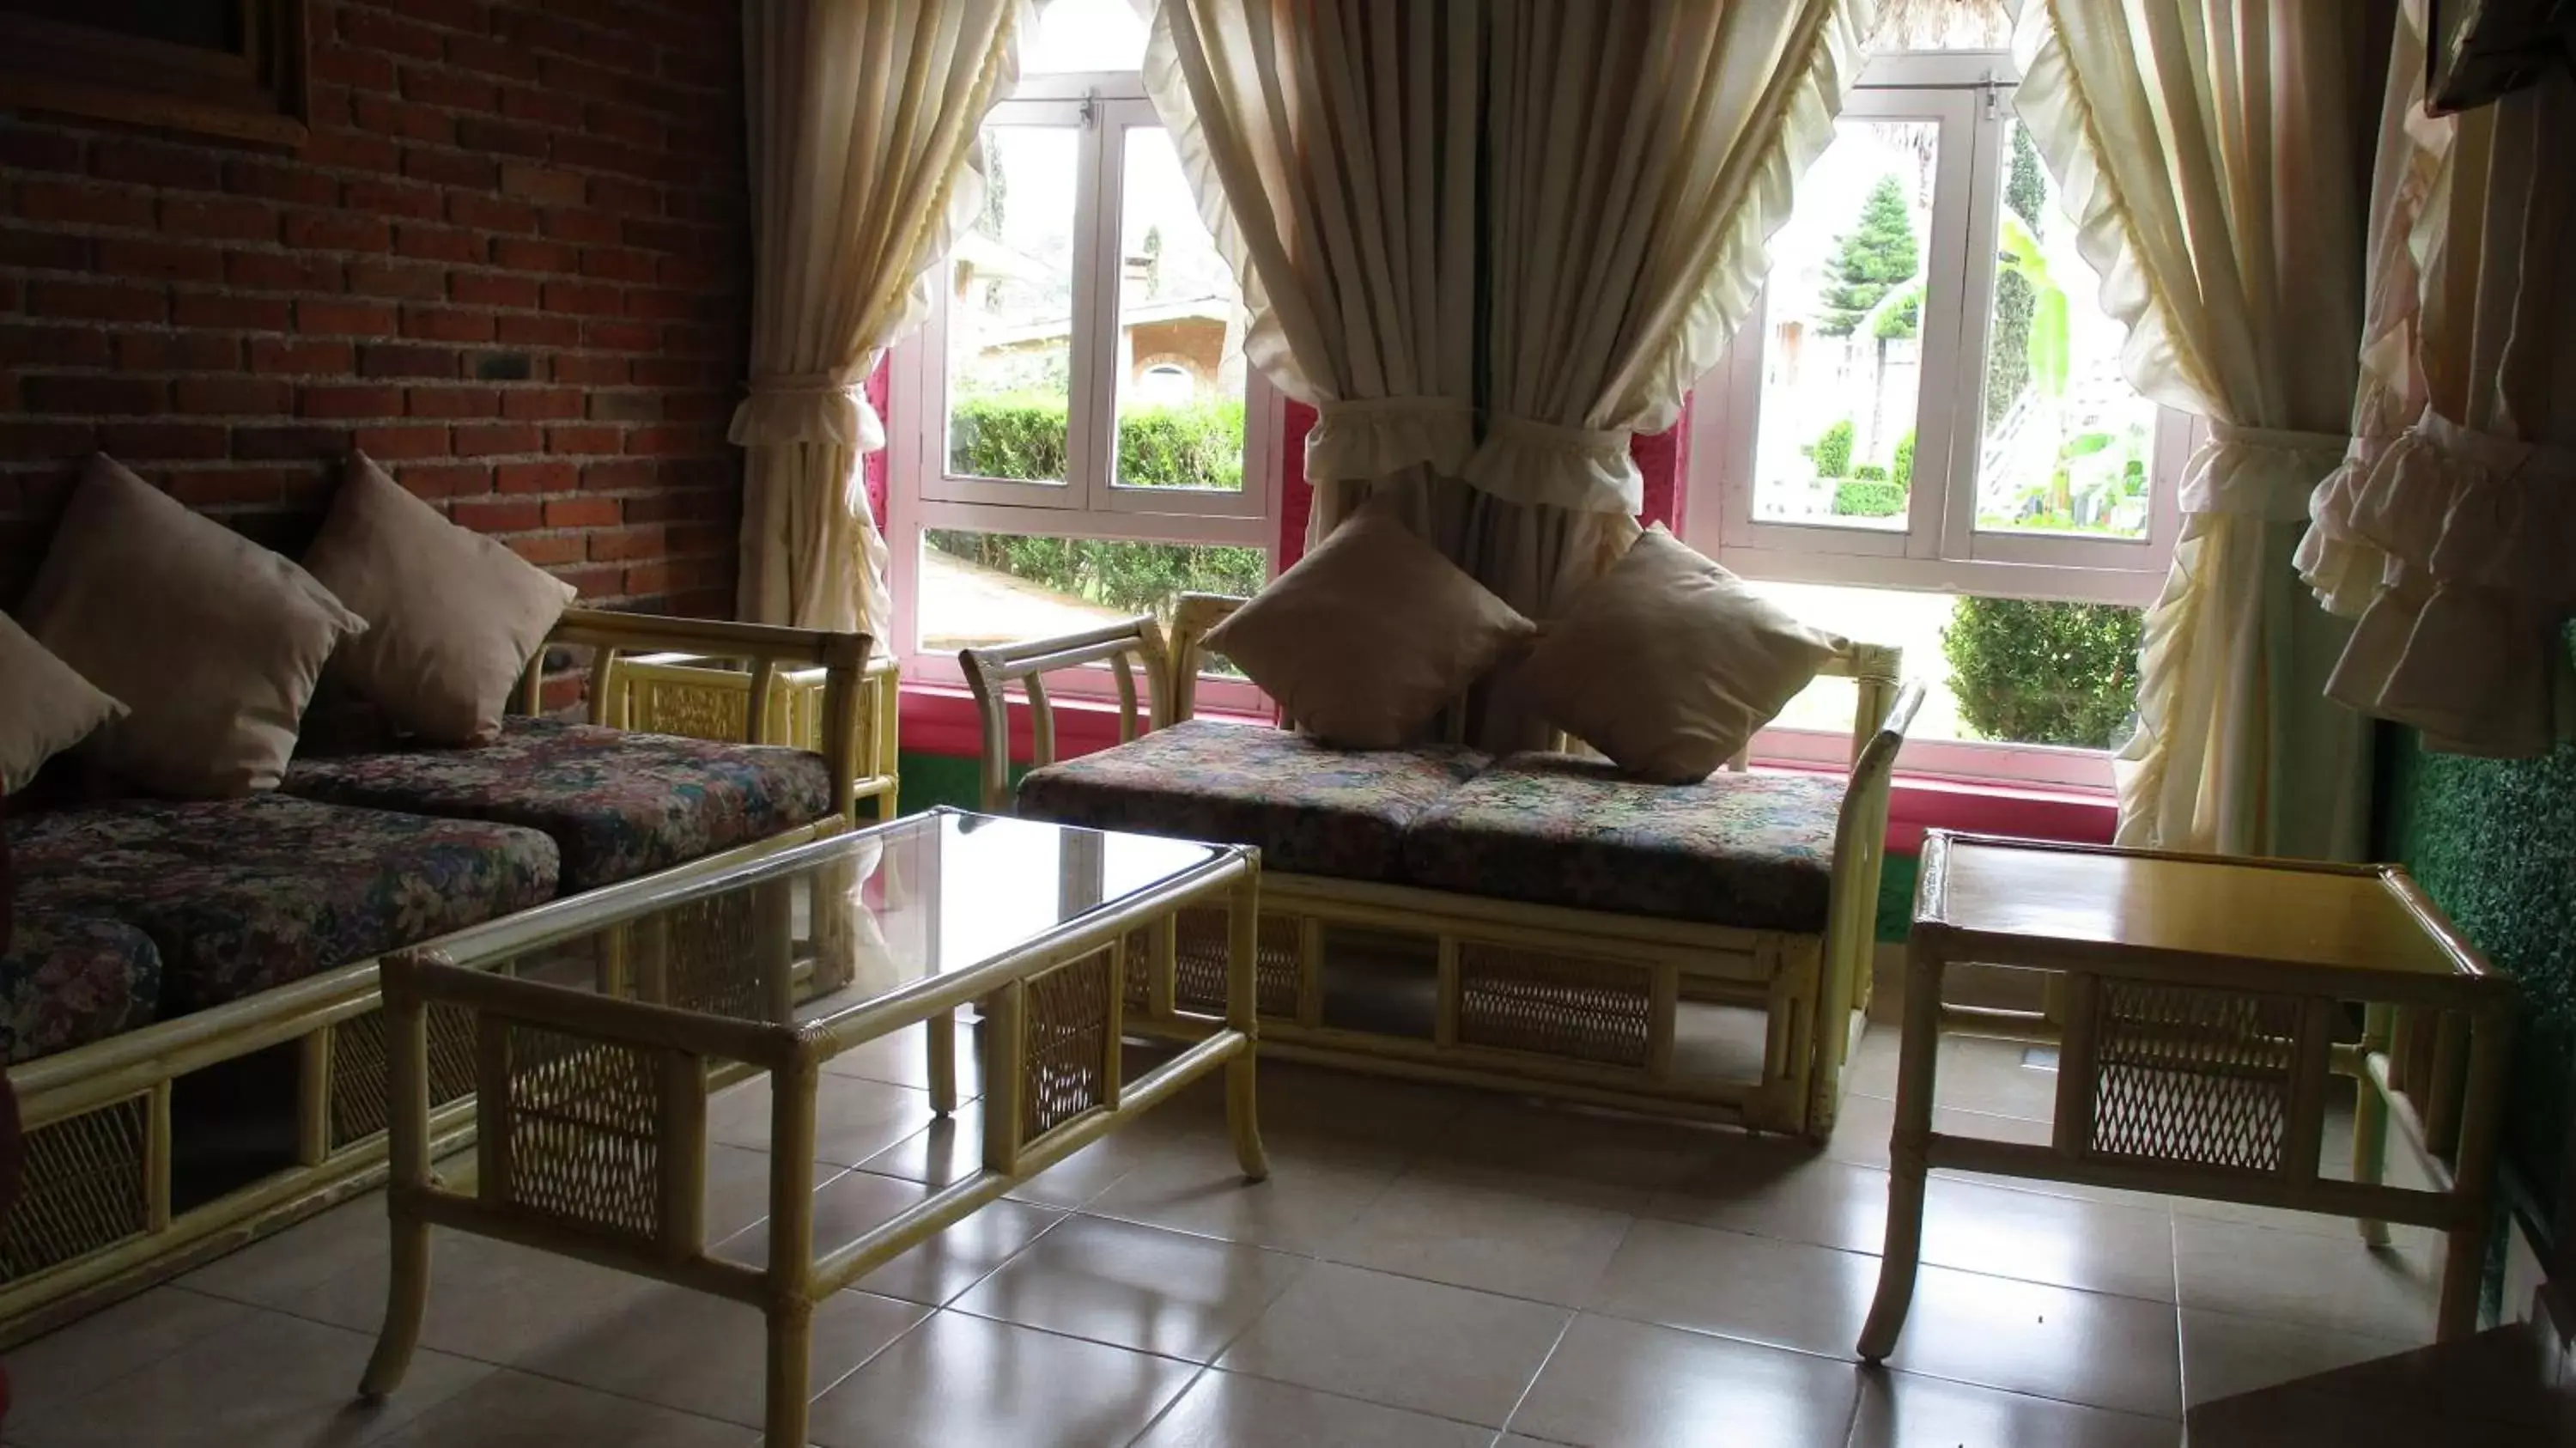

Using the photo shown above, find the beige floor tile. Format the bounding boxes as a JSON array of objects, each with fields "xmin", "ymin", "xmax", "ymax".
[
  {"xmin": 1425, "ymin": 1097, "xmax": 1733, "ymax": 1209},
  {"xmin": 1157, "ymin": 1058, "xmax": 1476, "ymax": 1153},
  {"xmin": 2178, "ymin": 1306, "xmax": 2414, "ymax": 1408},
  {"xmin": 1001, "ymin": 1116, "xmax": 1195, "ymax": 1209},
  {"xmin": 182, "ymin": 1194, "xmax": 392, "ymax": 1312},
  {"xmin": 699, "ymin": 1141, "xmax": 808, "ymax": 1244},
  {"xmin": 1086, "ymin": 1132, "xmax": 1404, "ymax": 1254},
  {"xmin": 1851, "ymin": 1035, "xmax": 2060, "ymax": 1122},
  {"xmin": 2172, "ymin": 1214, "xmax": 2437, "ymax": 1343},
  {"xmin": 286, "ymin": 1225, "xmax": 657, "ymax": 1367},
  {"xmin": 805, "ymin": 1311, "xmax": 1195, "ymax": 1448},
  {"xmin": 715, "ymin": 1168, "xmax": 1067, "ymax": 1306},
  {"xmin": 1585, "ymin": 1217, "xmax": 1878, "ymax": 1360},
  {"xmin": 953, "ymin": 1214, "xmax": 1307, "ymax": 1362},
  {"xmin": 1848, "ymin": 1369, "xmax": 2181, "ymax": 1447},
  {"xmin": 519, "ymin": 1283, "xmax": 926, "ymax": 1427},
  {"xmin": 1321, "ymin": 1163, "xmax": 1635, "ymax": 1305},
  {"xmin": 1131, "ymin": 1370, "xmax": 1493, "ymax": 1448},
  {"xmin": 1507, "ymin": 1313, "xmax": 1863, "ymax": 1448},
  {"xmin": 1648, "ymin": 1147, "xmax": 1891, "ymax": 1255},
  {"xmin": 859, "ymin": 1098, "xmax": 985, "ymax": 1187},
  {"xmin": 1883, "ymin": 1263, "xmax": 2184, "ymax": 1419},
  {"xmin": 1217, "ymin": 1262, "xmax": 1571, "ymax": 1427},
  {"xmin": 11, "ymin": 1303, "xmax": 489, "ymax": 1448},
  {"xmin": 708, "ymin": 1073, "xmax": 940, "ymax": 1168},
  {"xmin": 369, "ymin": 1367, "xmax": 750, "ymax": 1447},
  {"xmin": 820, "ymin": 1018, "xmax": 982, "ymax": 1094},
  {"xmin": 0, "ymin": 1285, "xmax": 251, "ymax": 1422},
  {"xmin": 1919, "ymin": 1178, "xmax": 2177, "ymax": 1303}
]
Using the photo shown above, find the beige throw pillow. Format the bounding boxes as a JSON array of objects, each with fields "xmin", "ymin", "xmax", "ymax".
[
  {"xmin": 0, "ymin": 611, "xmax": 125, "ymax": 794},
  {"xmin": 21, "ymin": 454, "xmax": 366, "ymax": 797},
  {"xmin": 1204, "ymin": 505, "xmax": 1534, "ymax": 749},
  {"xmin": 1512, "ymin": 526, "xmax": 1844, "ymax": 783},
  {"xmin": 303, "ymin": 453, "xmax": 578, "ymax": 745}
]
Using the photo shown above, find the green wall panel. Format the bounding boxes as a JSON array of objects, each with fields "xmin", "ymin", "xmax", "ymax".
[{"xmin": 2379, "ymin": 632, "xmax": 2576, "ymax": 1231}]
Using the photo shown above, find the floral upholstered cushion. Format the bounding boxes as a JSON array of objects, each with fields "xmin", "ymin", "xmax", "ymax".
[
  {"xmin": 0, "ymin": 911, "xmax": 161, "ymax": 1064},
  {"xmin": 1016, "ymin": 719, "xmax": 1488, "ymax": 881},
  {"xmin": 282, "ymin": 716, "xmax": 835, "ymax": 891},
  {"xmin": 7, "ymin": 796, "xmax": 560, "ymax": 1013},
  {"xmin": 1400, "ymin": 752, "xmax": 1845, "ymax": 932}
]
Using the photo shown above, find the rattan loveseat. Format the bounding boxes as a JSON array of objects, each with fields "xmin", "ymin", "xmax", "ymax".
[
  {"xmin": 964, "ymin": 595, "xmax": 1922, "ymax": 1140},
  {"xmin": 0, "ymin": 611, "xmax": 895, "ymax": 1342}
]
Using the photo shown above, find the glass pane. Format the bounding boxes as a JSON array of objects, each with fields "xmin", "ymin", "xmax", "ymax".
[
  {"xmin": 1752, "ymin": 119, "xmax": 1940, "ymax": 532},
  {"xmin": 1110, "ymin": 128, "xmax": 1248, "ymax": 492},
  {"xmin": 1024, "ymin": 0, "xmax": 1148, "ymax": 72},
  {"xmin": 1975, "ymin": 119, "xmax": 2159, "ymax": 539},
  {"xmin": 948, "ymin": 124, "xmax": 1081, "ymax": 484},
  {"xmin": 1748, "ymin": 581, "xmax": 2142, "ymax": 750},
  {"xmin": 1867, "ymin": 0, "xmax": 2011, "ymax": 50},
  {"xmin": 920, "ymin": 528, "xmax": 1267, "ymax": 656}
]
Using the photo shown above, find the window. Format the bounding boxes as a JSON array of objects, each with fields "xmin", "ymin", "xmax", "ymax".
[
  {"xmin": 888, "ymin": 29, "xmax": 1277, "ymax": 697},
  {"xmin": 1687, "ymin": 45, "xmax": 2180, "ymax": 787}
]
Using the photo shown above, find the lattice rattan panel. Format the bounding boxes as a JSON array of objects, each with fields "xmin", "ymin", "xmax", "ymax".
[
  {"xmin": 660, "ymin": 894, "xmax": 761, "ymax": 1020},
  {"xmin": 500, "ymin": 1023, "xmax": 665, "ymax": 1244},
  {"xmin": 1022, "ymin": 951, "xmax": 1114, "ymax": 1141},
  {"xmin": 330, "ymin": 1002, "xmax": 478, "ymax": 1150},
  {"xmin": 629, "ymin": 677, "xmax": 752, "ymax": 744},
  {"xmin": 2090, "ymin": 981, "xmax": 2298, "ymax": 1174},
  {"xmin": 0, "ymin": 1096, "xmax": 149, "ymax": 1282},
  {"xmin": 1456, "ymin": 946, "xmax": 1655, "ymax": 1068},
  {"xmin": 1173, "ymin": 907, "xmax": 1301, "ymax": 1017},
  {"xmin": 1121, "ymin": 926, "xmax": 1152, "ymax": 1010}
]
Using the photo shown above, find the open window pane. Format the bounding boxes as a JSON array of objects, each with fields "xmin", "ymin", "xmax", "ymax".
[
  {"xmin": 1974, "ymin": 119, "xmax": 2158, "ymax": 540},
  {"xmin": 1749, "ymin": 581, "xmax": 2142, "ymax": 751},
  {"xmin": 920, "ymin": 528, "xmax": 1266, "ymax": 654},
  {"xmin": 1752, "ymin": 119, "xmax": 1940, "ymax": 532},
  {"xmin": 1023, "ymin": 0, "xmax": 1147, "ymax": 72},
  {"xmin": 1110, "ymin": 127, "xmax": 1248, "ymax": 494},
  {"xmin": 947, "ymin": 124, "xmax": 1082, "ymax": 485}
]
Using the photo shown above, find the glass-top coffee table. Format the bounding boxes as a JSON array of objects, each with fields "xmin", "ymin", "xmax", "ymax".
[{"xmin": 355, "ymin": 807, "xmax": 1265, "ymax": 1445}]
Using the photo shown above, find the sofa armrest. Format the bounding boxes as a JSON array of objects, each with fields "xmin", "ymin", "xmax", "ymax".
[
  {"xmin": 532, "ymin": 609, "xmax": 878, "ymax": 821},
  {"xmin": 957, "ymin": 617, "xmax": 1175, "ymax": 813},
  {"xmin": 1812, "ymin": 674, "xmax": 1925, "ymax": 1123}
]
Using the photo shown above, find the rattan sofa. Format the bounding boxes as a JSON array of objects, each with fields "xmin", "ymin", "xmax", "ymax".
[
  {"xmin": 0, "ymin": 611, "xmax": 895, "ymax": 1342},
  {"xmin": 964, "ymin": 595, "xmax": 1923, "ymax": 1140}
]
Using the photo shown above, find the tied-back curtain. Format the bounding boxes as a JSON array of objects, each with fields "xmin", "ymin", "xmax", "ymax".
[
  {"xmin": 732, "ymin": 0, "xmax": 1025, "ymax": 635},
  {"xmin": 2300, "ymin": 8, "xmax": 2576, "ymax": 757},
  {"xmin": 1144, "ymin": 0, "xmax": 1482, "ymax": 548},
  {"xmin": 2014, "ymin": 0, "xmax": 2377, "ymax": 859},
  {"xmin": 1463, "ymin": 0, "xmax": 1866, "ymax": 618}
]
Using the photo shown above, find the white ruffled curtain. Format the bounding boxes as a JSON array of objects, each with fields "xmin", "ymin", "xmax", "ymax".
[
  {"xmin": 1147, "ymin": 0, "xmax": 1871, "ymax": 631},
  {"xmin": 1458, "ymin": 0, "xmax": 1868, "ymax": 624},
  {"xmin": 732, "ymin": 0, "xmax": 1025, "ymax": 636},
  {"xmin": 1142, "ymin": 0, "xmax": 1482, "ymax": 551},
  {"xmin": 2298, "ymin": 6, "xmax": 2576, "ymax": 757},
  {"xmin": 2014, "ymin": 0, "xmax": 2377, "ymax": 859}
]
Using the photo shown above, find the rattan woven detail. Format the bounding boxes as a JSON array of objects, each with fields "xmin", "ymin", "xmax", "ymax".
[
  {"xmin": 1456, "ymin": 945, "xmax": 1655, "ymax": 1068},
  {"xmin": 1121, "ymin": 927, "xmax": 1152, "ymax": 1009},
  {"xmin": 1022, "ymin": 951, "xmax": 1114, "ymax": 1141},
  {"xmin": 2091, "ymin": 980, "xmax": 2298, "ymax": 1174},
  {"xmin": 660, "ymin": 895, "xmax": 761, "ymax": 1020},
  {"xmin": 629, "ymin": 677, "xmax": 753, "ymax": 743},
  {"xmin": 1175, "ymin": 907, "xmax": 1299, "ymax": 1017},
  {"xmin": 499, "ymin": 1023, "xmax": 665, "ymax": 1243},
  {"xmin": 0, "ymin": 1098, "xmax": 149, "ymax": 1282},
  {"xmin": 331, "ymin": 1003, "xmax": 477, "ymax": 1151}
]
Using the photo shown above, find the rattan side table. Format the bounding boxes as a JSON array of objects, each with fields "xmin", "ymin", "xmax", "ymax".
[{"xmin": 1857, "ymin": 831, "xmax": 2513, "ymax": 1360}]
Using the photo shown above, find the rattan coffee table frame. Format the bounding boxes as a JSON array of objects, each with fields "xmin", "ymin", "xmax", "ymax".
[{"xmin": 353, "ymin": 819, "xmax": 1267, "ymax": 1447}]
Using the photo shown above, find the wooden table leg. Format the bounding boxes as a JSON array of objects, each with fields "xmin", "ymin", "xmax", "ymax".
[
  {"xmin": 1224, "ymin": 869, "xmax": 1268, "ymax": 1183},
  {"xmin": 763, "ymin": 1300, "xmax": 813, "ymax": 1447},
  {"xmin": 926, "ymin": 1008, "xmax": 959, "ymax": 1116},
  {"xmin": 361, "ymin": 984, "xmax": 432, "ymax": 1400},
  {"xmin": 2436, "ymin": 1004, "xmax": 2513, "ymax": 1340},
  {"xmin": 1858, "ymin": 934, "xmax": 1945, "ymax": 1362}
]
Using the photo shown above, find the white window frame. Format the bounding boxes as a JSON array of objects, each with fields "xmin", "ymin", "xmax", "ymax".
[
  {"xmin": 1687, "ymin": 52, "xmax": 2186, "ymax": 790},
  {"xmin": 886, "ymin": 69, "xmax": 1282, "ymax": 712}
]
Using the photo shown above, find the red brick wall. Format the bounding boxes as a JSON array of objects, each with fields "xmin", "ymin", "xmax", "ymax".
[{"xmin": 0, "ymin": 0, "xmax": 749, "ymax": 620}]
